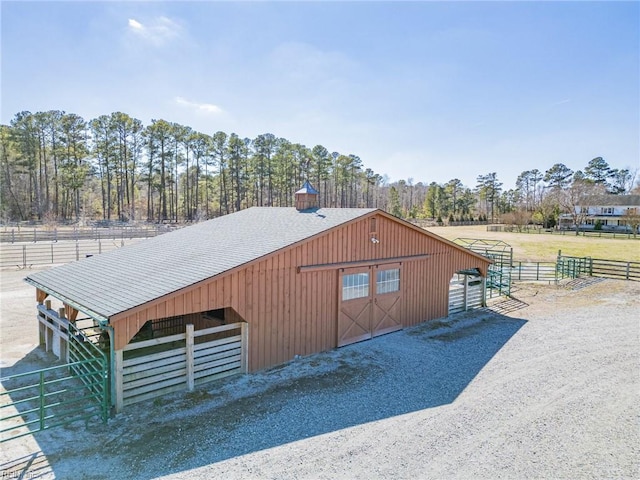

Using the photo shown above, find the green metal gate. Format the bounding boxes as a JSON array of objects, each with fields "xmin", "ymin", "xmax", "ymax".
[
  {"xmin": 0, "ymin": 322, "xmax": 108, "ymax": 443},
  {"xmin": 454, "ymin": 238, "xmax": 513, "ymax": 298},
  {"xmin": 556, "ymin": 252, "xmax": 593, "ymax": 280},
  {"xmin": 487, "ymin": 263, "xmax": 511, "ymax": 297}
]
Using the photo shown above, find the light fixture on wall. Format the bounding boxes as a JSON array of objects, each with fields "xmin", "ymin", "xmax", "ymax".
[{"xmin": 370, "ymin": 237, "xmax": 380, "ymax": 244}]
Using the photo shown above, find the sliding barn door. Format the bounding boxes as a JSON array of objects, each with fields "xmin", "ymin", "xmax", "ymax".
[
  {"xmin": 372, "ymin": 264, "xmax": 403, "ymax": 337},
  {"xmin": 337, "ymin": 267, "xmax": 372, "ymax": 347},
  {"xmin": 337, "ymin": 264, "xmax": 403, "ymax": 347}
]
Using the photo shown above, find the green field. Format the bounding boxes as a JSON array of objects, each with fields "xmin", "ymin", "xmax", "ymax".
[{"xmin": 425, "ymin": 225, "xmax": 640, "ymax": 263}]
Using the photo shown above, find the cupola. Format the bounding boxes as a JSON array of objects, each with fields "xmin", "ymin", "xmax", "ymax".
[{"xmin": 294, "ymin": 181, "xmax": 319, "ymax": 211}]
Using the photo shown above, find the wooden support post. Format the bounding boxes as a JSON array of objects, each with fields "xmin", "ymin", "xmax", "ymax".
[
  {"xmin": 61, "ymin": 336, "xmax": 69, "ymax": 363},
  {"xmin": 241, "ymin": 322, "xmax": 249, "ymax": 373},
  {"xmin": 45, "ymin": 300, "xmax": 51, "ymax": 310},
  {"xmin": 115, "ymin": 350, "xmax": 124, "ymax": 413},
  {"xmin": 64, "ymin": 304, "xmax": 78, "ymax": 323},
  {"xmin": 186, "ymin": 324, "xmax": 194, "ymax": 391},
  {"xmin": 51, "ymin": 308, "xmax": 65, "ymax": 359},
  {"xmin": 36, "ymin": 289, "xmax": 47, "ymax": 305},
  {"xmin": 46, "ymin": 327, "xmax": 53, "ymax": 352}
]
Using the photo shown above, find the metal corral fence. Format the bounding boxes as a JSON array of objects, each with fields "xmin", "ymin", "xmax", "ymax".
[
  {"xmin": 511, "ymin": 261, "xmax": 558, "ymax": 282},
  {"xmin": 0, "ymin": 225, "xmax": 174, "ymax": 244},
  {"xmin": 0, "ymin": 239, "xmax": 145, "ymax": 269},
  {"xmin": 487, "ymin": 225, "xmax": 639, "ymax": 240},
  {"xmin": 499, "ymin": 258, "xmax": 639, "ymax": 284},
  {"xmin": 509, "ymin": 257, "xmax": 640, "ymax": 283},
  {"xmin": 557, "ymin": 254, "xmax": 640, "ymax": 281},
  {"xmin": 1, "ymin": 315, "xmax": 108, "ymax": 443}
]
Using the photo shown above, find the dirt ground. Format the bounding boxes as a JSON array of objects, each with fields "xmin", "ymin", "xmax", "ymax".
[{"xmin": 1, "ymin": 266, "xmax": 638, "ymax": 479}]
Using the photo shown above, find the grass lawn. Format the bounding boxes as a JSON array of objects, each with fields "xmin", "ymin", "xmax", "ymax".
[{"xmin": 425, "ymin": 225, "xmax": 640, "ymax": 263}]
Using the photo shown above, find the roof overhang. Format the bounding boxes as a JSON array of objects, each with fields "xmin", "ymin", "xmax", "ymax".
[{"xmin": 24, "ymin": 277, "xmax": 110, "ymax": 327}]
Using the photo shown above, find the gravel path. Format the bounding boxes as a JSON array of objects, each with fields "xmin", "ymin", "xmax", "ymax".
[{"xmin": 1, "ymin": 268, "xmax": 638, "ymax": 479}]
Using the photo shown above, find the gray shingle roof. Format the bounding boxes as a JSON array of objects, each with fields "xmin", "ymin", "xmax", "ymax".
[
  {"xmin": 582, "ymin": 194, "xmax": 640, "ymax": 206},
  {"xmin": 25, "ymin": 207, "xmax": 375, "ymax": 319}
]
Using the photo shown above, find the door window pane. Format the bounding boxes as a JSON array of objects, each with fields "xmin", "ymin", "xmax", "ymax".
[
  {"xmin": 342, "ymin": 273, "xmax": 370, "ymax": 300},
  {"xmin": 376, "ymin": 269, "xmax": 400, "ymax": 294}
]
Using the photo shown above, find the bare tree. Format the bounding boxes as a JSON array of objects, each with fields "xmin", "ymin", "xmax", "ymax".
[
  {"xmin": 558, "ymin": 178, "xmax": 606, "ymax": 235},
  {"xmin": 621, "ymin": 208, "xmax": 640, "ymax": 237}
]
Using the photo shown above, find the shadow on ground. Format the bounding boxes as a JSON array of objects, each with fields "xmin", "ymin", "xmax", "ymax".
[{"xmin": 3, "ymin": 310, "xmax": 526, "ymax": 479}]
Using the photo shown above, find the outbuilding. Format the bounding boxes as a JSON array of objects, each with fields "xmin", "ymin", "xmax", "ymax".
[{"xmin": 25, "ymin": 184, "xmax": 491, "ymax": 411}]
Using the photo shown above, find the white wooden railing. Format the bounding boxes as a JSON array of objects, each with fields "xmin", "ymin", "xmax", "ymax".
[
  {"xmin": 38, "ymin": 302, "xmax": 70, "ymax": 361},
  {"xmin": 449, "ymin": 277, "xmax": 484, "ymax": 315},
  {"xmin": 114, "ymin": 322, "xmax": 247, "ymax": 411}
]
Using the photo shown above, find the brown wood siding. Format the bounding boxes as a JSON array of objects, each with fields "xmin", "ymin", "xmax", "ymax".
[{"xmin": 111, "ymin": 212, "xmax": 490, "ymax": 372}]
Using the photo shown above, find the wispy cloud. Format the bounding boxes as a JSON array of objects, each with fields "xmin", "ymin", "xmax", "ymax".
[
  {"xmin": 128, "ymin": 19, "xmax": 143, "ymax": 31},
  {"xmin": 551, "ymin": 99, "xmax": 571, "ymax": 107},
  {"xmin": 127, "ymin": 16, "xmax": 182, "ymax": 47},
  {"xmin": 175, "ymin": 96, "xmax": 224, "ymax": 115}
]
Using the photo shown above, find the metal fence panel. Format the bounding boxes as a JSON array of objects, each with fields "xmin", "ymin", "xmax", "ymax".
[
  {"xmin": 0, "ymin": 239, "xmax": 144, "ymax": 269},
  {"xmin": 0, "ymin": 226, "xmax": 170, "ymax": 244},
  {"xmin": 511, "ymin": 262, "xmax": 557, "ymax": 282}
]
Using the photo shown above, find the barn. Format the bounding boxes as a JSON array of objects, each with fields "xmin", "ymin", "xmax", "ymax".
[{"xmin": 25, "ymin": 184, "xmax": 491, "ymax": 411}]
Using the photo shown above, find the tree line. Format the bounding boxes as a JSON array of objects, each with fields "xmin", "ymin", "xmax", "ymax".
[{"xmin": 1, "ymin": 110, "xmax": 637, "ymax": 226}]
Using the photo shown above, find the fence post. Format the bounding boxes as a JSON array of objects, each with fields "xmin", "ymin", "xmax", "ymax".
[
  {"xmin": 463, "ymin": 275, "xmax": 469, "ymax": 311},
  {"xmin": 75, "ymin": 242, "xmax": 79, "ymax": 261},
  {"xmin": 22, "ymin": 245, "xmax": 26, "ymax": 269},
  {"xmin": 186, "ymin": 324, "xmax": 194, "ymax": 391},
  {"xmin": 517, "ymin": 261, "xmax": 522, "ymax": 280},
  {"xmin": 51, "ymin": 243, "xmax": 54, "ymax": 264},
  {"xmin": 626, "ymin": 262, "xmax": 631, "ymax": 280},
  {"xmin": 481, "ymin": 277, "xmax": 487, "ymax": 307}
]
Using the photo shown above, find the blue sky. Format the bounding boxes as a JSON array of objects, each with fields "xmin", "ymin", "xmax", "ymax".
[{"xmin": 2, "ymin": 1, "xmax": 638, "ymax": 190}]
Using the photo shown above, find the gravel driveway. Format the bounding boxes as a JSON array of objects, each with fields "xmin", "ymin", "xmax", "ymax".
[{"xmin": 1, "ymin": 268, "xmax": 638, "ymax": 479}]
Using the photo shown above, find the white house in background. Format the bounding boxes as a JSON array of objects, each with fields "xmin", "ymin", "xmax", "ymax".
[{"xmin": 558, "ymin": 194, "xmax": 640, "ymax": 232}]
